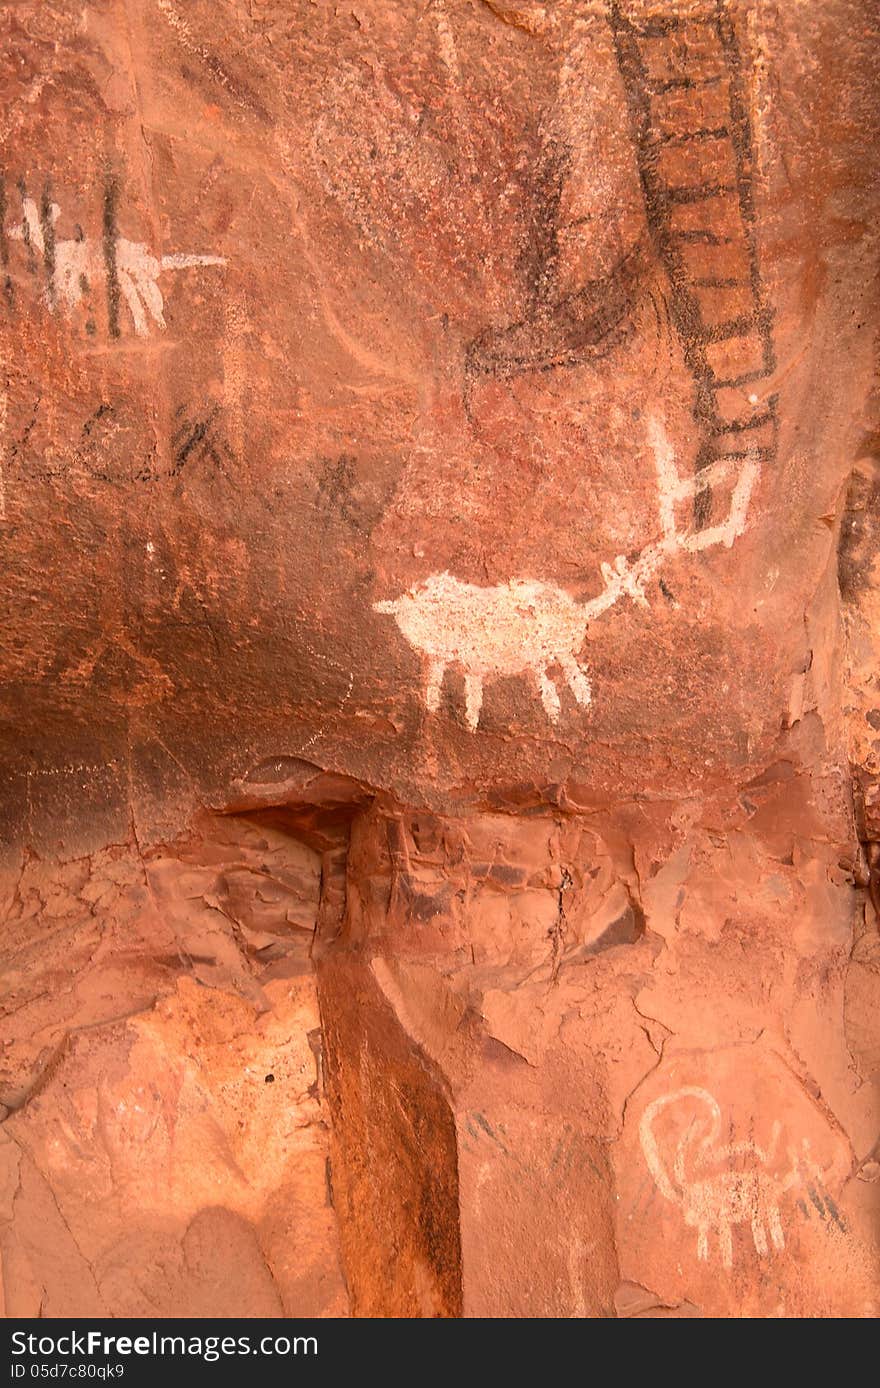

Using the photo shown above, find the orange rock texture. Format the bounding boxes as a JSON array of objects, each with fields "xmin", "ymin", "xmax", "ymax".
[{"xmin": 0, "ymin": 0, "xmax": 878, "ymax": 1317}]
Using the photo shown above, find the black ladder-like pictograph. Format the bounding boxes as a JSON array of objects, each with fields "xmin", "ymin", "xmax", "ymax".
[{"xmin": 608, "ymin": 1, "xmax": 778, "ymax": 522}]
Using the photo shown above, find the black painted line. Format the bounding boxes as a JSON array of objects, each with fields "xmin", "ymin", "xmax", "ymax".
[
  {"xmin": 693, "ymin": 275, "xmax": 747, "ymax": 287},
  {"xmin": 665, "ymin": 182, "xmax": 737, "ymax": 204},
  {"xmin": 102, "ymin": 172, "xmax": 121, "ymax": 339},
  {"xmin": 669, "ymin": 228, "xmax": 735, "ymax": 244},
  {"xmin": 174, "ymin": 404, "xmax": 221, "ymax": 467},
  {"xmin": 807, "ymin": 1186, "xmax": 827, "ymax": 1219},
  {"xmin": 646, "ymin": 73, "xmax": 725, "ymax": 94},
  {"xmin": 171, "ymin": 411, "xmax": 196, "ymax": 448},
  {"xmin": 708, "ymin": 399, "xmax": 778, "ymax": 433},
  {"xmin": 0, "ymin": 174, "xmax": 12, "ymax": 304},
  {"xmin": 710, "ymin": 416, "xmax": 776, "ymax": 438},
  {"xmin": 709, "ymin": 444, "xmax": 776, "ymax": 462},
  {"xmin": 633, "ymin": 16, "xmax": 715, "ymax": 38},
  {"xmin": 176, "ymin": 423, "xmax": 208, "ymax": 466},
  {"xmin": 17, "ymin": 176, "xmax": 36, "ymax": 274},
  {"xmin": 658, "ymin": 125, "xmax": 730, "ymax": 145},
  {"xmin": 823, "ymin": 1194, "xmax": 846, "ymax": 1232},
  {"xmin": 711, "ymin": 367, "xmax": 775, "ymax": 389},
  {"xmin": 696, "ymin": 311, "xmax": 772, "ymax": 343},
  {"xmin": 39, "ymin": 182, "xmax": 56, "ymax": 310}
]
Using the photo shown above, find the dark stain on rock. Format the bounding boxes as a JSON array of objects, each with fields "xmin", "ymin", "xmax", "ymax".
[
  {"xmin": 488, "ymin": 863, "xmax": 527, "ymax": 886},
  {"xmin": 839, "ymin": 454, "xmax": 880, "ymax": 601},
  {"xmin": 465, "ymin": 242, "xmax": 644, "ymax": 389}
]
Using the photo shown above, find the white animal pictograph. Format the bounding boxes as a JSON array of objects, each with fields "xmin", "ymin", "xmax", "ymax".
[
  {"xmin": 375, "ymin": 574, "xmax": 593, "ymax": 731},
  {"xmin": 10, "ymin": 197, "xmax": 225, "ymax": 335},
  {"xmin": 374, "ymin": 419, "xmax": 758, "ymax": 729},
  {"xmin": 639, "ymin": 1086, "xmax": 814, "ymax": 1270}
]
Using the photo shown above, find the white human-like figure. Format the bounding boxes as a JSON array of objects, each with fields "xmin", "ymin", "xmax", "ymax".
[{"xmin": 10, "ymin": 197, "xmax": 225, "ymax": 335}]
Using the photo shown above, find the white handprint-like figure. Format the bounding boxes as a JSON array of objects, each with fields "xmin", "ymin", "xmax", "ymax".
[{"xmin": 10, "ymin": 197, "xmax": 225, "ymax": 335}]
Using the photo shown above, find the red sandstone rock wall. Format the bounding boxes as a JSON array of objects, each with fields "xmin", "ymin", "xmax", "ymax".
[
  {"xmin": 1, "ymin": 814, "xmax": 347, "ymax": 1316},
  {"xmin": 0, "ymin": 0, "xmax": 878, "ymax": 1317}
]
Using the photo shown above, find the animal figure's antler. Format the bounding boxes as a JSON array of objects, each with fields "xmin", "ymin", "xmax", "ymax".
[{"xmin": 581, "ymin": 417, "xmax": 759, "ymax": 623}]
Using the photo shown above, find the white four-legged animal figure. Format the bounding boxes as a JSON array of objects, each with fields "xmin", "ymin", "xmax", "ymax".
[
  {"xmin": 639, "ymin": 1086, "xmax": 817, "ymax": 1270},
  {"xmin": 374, "ymin": 418, "xmax": 758, "ymax": 729}
]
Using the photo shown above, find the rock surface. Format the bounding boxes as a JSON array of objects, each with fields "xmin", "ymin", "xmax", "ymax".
[
  {"xmin": 0, "ymin": 814, "xmax": 346, "ymax": 1317},
  {"xmin": 0, "ymin": 0, "xmax": 878, "ymax": 1317}
]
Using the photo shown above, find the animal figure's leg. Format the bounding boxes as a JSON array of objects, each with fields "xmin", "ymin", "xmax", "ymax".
[
  {"xmin": 696, "ymin": 1226, "xmax": 709, "ymax": 1262},
  {"xmin": 751, "ymin": 1217, "xmax": 768, "ymax": 1258},
  {"xmin": 425, "ymin": 661, "xmax": 446, "ymax": 713},
  {"xmin": 463, "ymin": 674, "xmax": 483, "ymax": 731},
  {"xmin": 560, "ymin": 655, "xmax": 592, "ymax": 707},
  {"xmin": 536, "ymin": 670, "xmax": 561, "ymax": 722},
  {"xmin": 718, "ymin": 1221, "xmax": 733, "ymax": 1270},
  {"xmin": 768, "ymin": 1204, "xmax": 785, "ymax": 1251}
]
